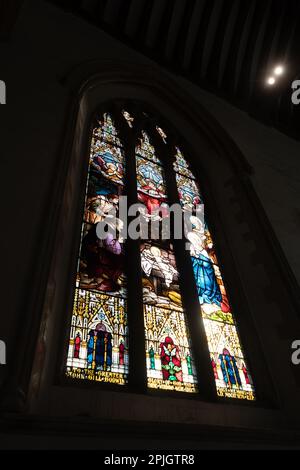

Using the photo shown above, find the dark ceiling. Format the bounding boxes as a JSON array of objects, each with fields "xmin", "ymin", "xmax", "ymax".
[{"xmin": 49, "ymin": 0, "xmax": 300, "ymax": 140}]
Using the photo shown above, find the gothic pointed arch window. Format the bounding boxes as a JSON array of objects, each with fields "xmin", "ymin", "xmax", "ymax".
[{"xmin": 64, "ymin": 103, "xmax": 255, "ymax": 402}]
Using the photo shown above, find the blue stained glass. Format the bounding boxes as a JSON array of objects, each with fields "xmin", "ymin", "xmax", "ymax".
[{"xmin": 175, "ymin": 146, "xmax": 255, "ymax": 401}]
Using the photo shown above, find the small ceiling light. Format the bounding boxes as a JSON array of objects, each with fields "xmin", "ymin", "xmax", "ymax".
[
  {"xmin": 274, "ymin": 65, "xmax": 284, "ymax": 76},
  {"xmin": 267, "ymin": 76, "xmax": 276, "ymax": 85}
]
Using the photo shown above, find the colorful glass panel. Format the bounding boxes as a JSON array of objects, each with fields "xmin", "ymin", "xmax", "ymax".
[
  {"xmin": 136, "ymin": 156, "xmax": 167, "ymax": 205},
  {"xmin": 175, "ymin": 147, "xmax": 255, "ymax": 400},
  {"xmin": 66, "ymin": 289, "xmax": 128, "ymax": 384},
  {"xmin": 65, "ymin": 109, "xmax": 256, "ymax": 399},
  {"xmin": 91, "ymin": 123, "xmax": 124, "ymax": 187},
  {"xmin": 136, "ymin": 136, "xmax": 197, "ymax": 392},
  {"xmin": 174, "ymin": 147, "xmax": 195, "ymax": 179},
  {"xmin": 145, "ymin": 305, "xmax": 197, "ymax": 393},
  {"xmin": 66, "ymin": 114, "xmax": 127, "ymax": 384},
  {"xmin": 93, "ymin": 113, "xmax": 122, "ymax": 146},
  {"xmin": 176, "ymin": 173, "xmax": 202, "ymax": 211},
  {"xmin": 135, "ymin": 132, "xmax": 168, "ymax": 216},
  {"xmin": 141, "ymin": 241, "xmax": 198, "ymax": 392},
  {"xmin": 136, "ymin": 130, "xmax": 160, "ymax": 163}
]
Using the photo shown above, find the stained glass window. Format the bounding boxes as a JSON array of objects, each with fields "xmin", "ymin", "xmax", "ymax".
[
  {"xmin": 65, "ymin": 106, "xmax": 256, "ymax": 401},
  {"xmin": 141, "ymin": 242, "xmax": 197, "ymax": 392},
  {"xmin": 174, "ymin": 147, "xmax": 255, "ymax": 401},
  {"xmin": 136, "ymin": 133, "xmax": 198, "ymax": 392},
  {"xmin": 66, "ymin": 113, "xmax": 128, "ymax": 385}
]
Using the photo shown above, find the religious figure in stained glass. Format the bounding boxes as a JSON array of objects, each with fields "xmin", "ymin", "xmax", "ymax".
[
  {"xmin": 174, "ymin": 146, "xmax": 255, "ymax": 400},
  {"xmin": 66, "ymin": 113, "xmax": 128, "ymax": 385},
  {"xmin": 66, "ymin": 289, "xmax": 129, "ymax": 384},
  {"xmin": 79, "ymin": 225, "xmax": 125, "ymax": 294},
  {"xmin": 135, "ymin": 133, "xmax": 198, "ymax": 392},
  {"xmin": 187, "ymin": 229, "xmax": 228, "ymax": 313},
  {"xmin": 141, "ymin": 244, "xmax": 178, "ymax": 289},
  {"xmin": 74, "ymin": 333, "xmax": 81, "ymax": 359},
  {"xmin": 78, "ymin": 114, "xmax": 126, "ymax": 297},
  {"xmin": 135, "ymin": 131, "xmax": 168, "ymax": 217},
  {"xmin": 65, "ymin": 106, "xmax": 256, "ymax": 400},
  {"xmin": 91, "ymin": 115, "xmax": 124, "ymax": 187},
  {"xmin": 219, "ymin": 348, "xmax": 241, "ymax": 388},
  {"xmin": 136, "ymin": 157, "xmax": 167, "ymax": 213},
  {"xmin": 149, "ymin": 345, "xmax": 155, "ymax": 369},
  {"xmin": 91, "ymin": 143, "xmax": 124, "ymax": 186}
]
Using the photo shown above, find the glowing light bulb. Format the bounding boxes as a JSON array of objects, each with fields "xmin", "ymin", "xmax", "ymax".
[
  {"xmin": 274, "ymin": 65, "xmax": 284, "ymax": 76},
  {"xmin": 267, "ymin": 77, "xmax": 276, "ymax": 85}
]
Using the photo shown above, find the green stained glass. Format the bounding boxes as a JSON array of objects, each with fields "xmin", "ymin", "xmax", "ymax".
[{"xmin": 141, "ymin": 241, "xmax": 198, "ymax": 392}]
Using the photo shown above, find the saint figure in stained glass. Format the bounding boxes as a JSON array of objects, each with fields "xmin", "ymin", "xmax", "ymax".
[
  {"xmin": 66, "ymin": 113, "xmax": 128, "ymax": 385},
  {"xmin": 65, "ymin": 106, "xmax": 256, "ymax": 401},
  {"xmin": 174, "ymin": 146, "xmax": 255, "ymax": 400}
]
